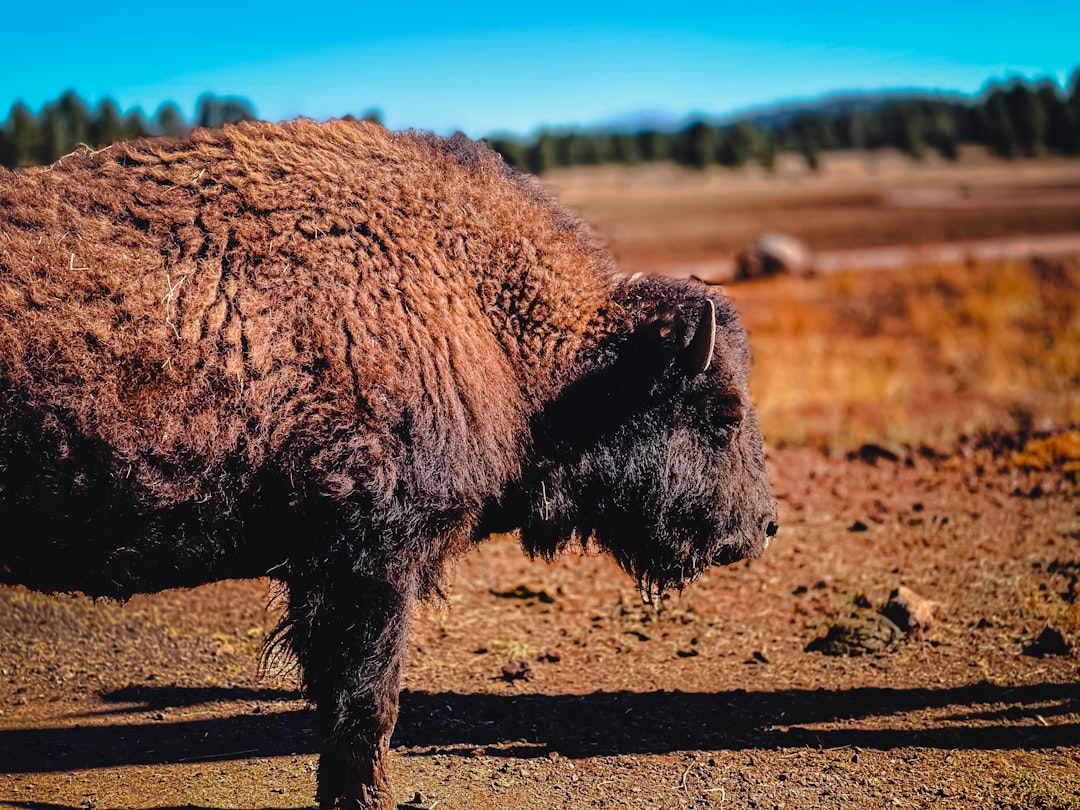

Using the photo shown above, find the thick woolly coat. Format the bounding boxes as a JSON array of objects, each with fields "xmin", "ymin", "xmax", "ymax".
[{"xmin": 0, "ymin": 120, "xmax": 628, "ymax": 593}]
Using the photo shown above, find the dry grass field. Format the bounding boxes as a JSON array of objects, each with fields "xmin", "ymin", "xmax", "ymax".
[{"xmin": 1, "ymin": 151, "xmax": 1079, "ymax": 810}]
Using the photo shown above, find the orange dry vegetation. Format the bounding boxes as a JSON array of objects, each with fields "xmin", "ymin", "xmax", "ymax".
[
  {"xmin": 732, "ymin": 256, "xmax": 1080, "ymax": 452},
  {"xmin": 1011, "ymin": 430, "xmax": 1080, "ymax": 474}
]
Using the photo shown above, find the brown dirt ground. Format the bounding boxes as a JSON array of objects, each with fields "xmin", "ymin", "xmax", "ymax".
[{"xmin": 2, "ymin": 153, "xmax": 1080, "ymax": 810}]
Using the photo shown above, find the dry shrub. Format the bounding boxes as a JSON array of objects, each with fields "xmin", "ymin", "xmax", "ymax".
[{"xmin": 1010, "ymin": 431, "xmax": 1080, "ymax": 475}]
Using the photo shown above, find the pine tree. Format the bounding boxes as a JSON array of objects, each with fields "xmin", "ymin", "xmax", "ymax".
[
  {"xmin": 756, "ymin": 134, "xmax": 777, "ymax": 171},
  {"xmin": 57, "ymin": 90, "xmax": 91, "ymax": 151},
  {"xmin": 0, "ymin": 129, "xmax": 13, "ymax": 168},
  {"xmin": 681, "ymin": 121, "xmax": 718, "ymax": 169},
  {"xmin": 196, "ymin": 94, "xmax": 256, "ymax": 129},
  {"xmin": 611, "ymin": 133, "xmax": 641, "ymax": 165},
  {"xmin": 153, "ymin": 102, "xmax": 188, "ymax": 138},
  {"xmin": 636, "ymin": 130, "xmax": 671, "ymax": 163},
  {"xmin": 487, "ymin": 136, "xmax": 527, "ymax": 169},
  {"xmin": 6, "ymin": 102, "xmax": 41, "ymax": 167},
  {"xmin": 526, "ymin": 132, "xmax": 559, "ymax": 174},
  {"xmin": 122, "ymin": 108, "xmax": 148, "ymax": 141},
  {"xmin": 91, "ymin": 99, "xmax": 124, "ymax": 147},
  {"xmin": 984, "ymin": 89, "xmax": 1019, "ymax": 158},
  {"xmin": 37, "ymin": 103, "xmax": 67, "ymax": 164},
  {"xmin": 1004, "ymin": 83, "xmax": 1046, "ymax": 155},
  {"xmin": 1067, "ymin": 69, "xmax": 1080, "ymax": 154},
  {"xmin": 791, "ymin": 114, "xmax": 823, "ymax": 171}
]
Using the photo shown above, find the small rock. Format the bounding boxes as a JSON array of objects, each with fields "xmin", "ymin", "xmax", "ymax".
[
  {"xmin": 805, "ymin": 613, "xmax": 902, "ymax": 656},
  {"xmin": 490, "ymin": 584, "xmax": 557, "ymax": 603},
  {"xmin": 880, "ymin": 586, "xmax": 941, "ymax": 639},
  {"xmin": 848, "ymin": 520, "xmax": 869, "ymax": 532},
  {"xmin": 540, "ymin": 646, "xmax": 562, "ymax": 663},
  {"xmin": 1023, "ymin": 626, "xmax": 1072, "ymax": 658},
  {"xmin": 735, "ymin": 232, "xmax": 812, "ymax": 280},
  {"xmin": 849, "ymin": 443, "xmax": 901, "ymax": 465},
  {"xmin": 500, "ymin": 658, "xmax": 533, "ymax": 681}
]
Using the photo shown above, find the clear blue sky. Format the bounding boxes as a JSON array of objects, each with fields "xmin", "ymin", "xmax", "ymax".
[{"xmin": 3, "ymin": 1, "xmax": 1077, "ymax": 139}]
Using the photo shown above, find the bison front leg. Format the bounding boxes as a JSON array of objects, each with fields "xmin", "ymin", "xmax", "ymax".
[{"xmin": 285, "ymin": 568, "xmax": 417, "ymax": 810}]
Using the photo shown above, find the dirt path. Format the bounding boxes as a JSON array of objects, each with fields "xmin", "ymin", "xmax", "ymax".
[
  {"xmin": 666, "ymin": 232, "xmax": 1080, "ymax": 284},
  {"xmin": 546, "ymin": 154, "xmax": 1080, "ymax": 280},
  {"xmin": 2, "ymin": 439, "xmax": 1077, "ymax": 809}
]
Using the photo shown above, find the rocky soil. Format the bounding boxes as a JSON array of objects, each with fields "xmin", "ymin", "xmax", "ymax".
[{"xmin": 1, "ymin": 433, "xmax": 1078, "ymax": 809}]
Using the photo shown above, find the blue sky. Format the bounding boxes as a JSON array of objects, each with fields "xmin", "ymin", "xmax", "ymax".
[{"xmin": 3, "ymin": 2, "xmax": 1077, "ymax": 139}]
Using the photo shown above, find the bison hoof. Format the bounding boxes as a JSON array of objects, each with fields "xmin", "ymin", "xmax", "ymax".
[
  {"xmin": 326, "ymin": 784, "xmax": 393, "ymax": 810},
  {"xmin": 333, "ymin": 766, "xmax": 394, "ymax": 810}
]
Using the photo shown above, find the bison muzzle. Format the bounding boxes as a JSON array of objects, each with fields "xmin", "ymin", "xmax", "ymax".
[{"xmin": 0, "ymin": 119, "xmax": 777, "ymax": 809}]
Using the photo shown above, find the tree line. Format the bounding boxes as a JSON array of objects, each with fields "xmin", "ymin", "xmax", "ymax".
[
  {"xmin": 2, "ymin": 70, "xmax": 1079, "ymax": 172},
  {"xmin": 489, "ymin": 69, "xmax": 1080, "ymax": 173},
  {"xmin": 0, "ymin": 93, "xmax": 258, "ymax": 168}
]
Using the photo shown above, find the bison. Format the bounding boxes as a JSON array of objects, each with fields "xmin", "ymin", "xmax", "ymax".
[{"xmin": 0, "ymin": 119, "xmax": 777, "ymax": 809}]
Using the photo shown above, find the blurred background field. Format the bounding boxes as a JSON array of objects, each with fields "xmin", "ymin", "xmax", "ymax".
[
  {"xmin": 537, "ymin": 152, "xmax": 1080, "ymax": 454},
  {"xmin": 546, "ymin": 151, "xmax": 1080, "ymax": 273}
]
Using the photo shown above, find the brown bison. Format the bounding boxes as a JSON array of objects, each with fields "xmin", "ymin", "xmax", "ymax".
[{"xmin": 0, "ymin": 119, "xmax": 777, "ymax": 809}]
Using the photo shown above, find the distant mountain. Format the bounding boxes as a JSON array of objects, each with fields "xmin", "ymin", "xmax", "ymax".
[
  {"xmin": 593, "ymin": 89, "xmax": 974, "ymax": 135},
  {"xmin": 721, "ymin": 89, "xmax": 973, "ymax": 130},
  {"xmin": 590, "ymin": 109, "xmax": 684, "ymax": 134}
]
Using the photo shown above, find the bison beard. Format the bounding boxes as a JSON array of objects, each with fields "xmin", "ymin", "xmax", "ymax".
[{"xmin": 0, "ymin": 120, "xmax": 777, "ymax": 809}]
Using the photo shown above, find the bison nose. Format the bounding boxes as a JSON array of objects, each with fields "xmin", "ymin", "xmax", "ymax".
[{"xmin": 764, "ymin": 520, "xmax": 779, "ymax": 546}]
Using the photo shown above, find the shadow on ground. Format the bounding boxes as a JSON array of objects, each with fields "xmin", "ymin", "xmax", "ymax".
[
  {"xmin": 1, "ymin": 681, "xmax": 1076, "ymax": 775},
  {"xmin": 0, "ymin": 805, "xmax": 303, "ymax": 810}
]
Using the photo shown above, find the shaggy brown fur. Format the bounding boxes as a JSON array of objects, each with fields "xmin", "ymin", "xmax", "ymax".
[{"xmin": 0, "ymin": 120, "xmax": 776, "ymax": 809}]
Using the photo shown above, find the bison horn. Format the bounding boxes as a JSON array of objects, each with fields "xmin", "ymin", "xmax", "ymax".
[{"xmin": 683, "ymin": 299, "xmax": 716, "ymax": 374}]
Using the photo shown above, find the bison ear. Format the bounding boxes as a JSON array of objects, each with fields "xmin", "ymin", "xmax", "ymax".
[{"xmin": 681, "ymin": 299, "xmax": 716, "ymax": 375}]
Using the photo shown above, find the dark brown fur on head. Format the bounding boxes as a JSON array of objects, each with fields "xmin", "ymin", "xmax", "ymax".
[
  {"xmin": 484, "ymin": 274, "xmax": 777, "ymax": 598},
  {"xmin": 0, "ymin": 120, "xmax": 775, "ymax": 808}
]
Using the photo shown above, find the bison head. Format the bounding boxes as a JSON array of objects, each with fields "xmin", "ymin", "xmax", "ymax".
[{"xmin": 503, "ymin": 276, "xmax": 777, "ymax": 597}]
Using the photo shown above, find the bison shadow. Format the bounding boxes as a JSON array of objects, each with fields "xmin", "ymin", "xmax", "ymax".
[
  {"xmin": 0, "ymin": 682, "xmax": 1076, "ymax": 775},
  {"xmin": 0, "ymin": 806, "xmax": 301, "ymax": 810}
]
